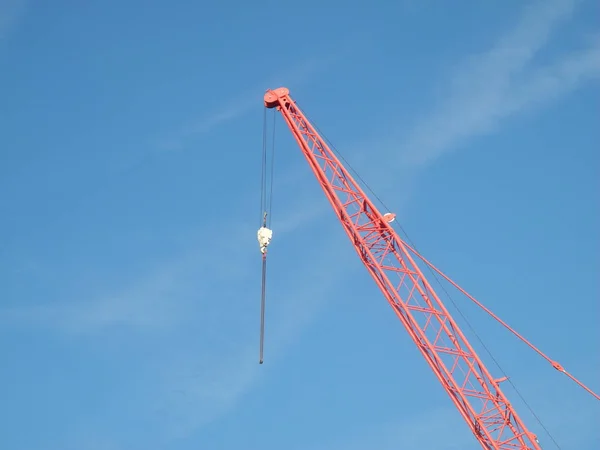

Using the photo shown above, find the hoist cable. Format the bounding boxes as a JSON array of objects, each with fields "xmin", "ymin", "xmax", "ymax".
[
  {"xmin": 258, "ymin": 109, "xmax": 276, "ymax": 364},
  {"xmin": 258, "ymin": 109, "xmax": 268, "ymax": 364},
  {"xmin": 259, "ymin": 253, "xmax": 267, "ymax": 364},
  {"xmin": 268, "ymin": 111, "xmax": 276, "ymax": 226},
  {"xmin": 260, "ymin": 107, "xmax": 268, "ymax": 224}
]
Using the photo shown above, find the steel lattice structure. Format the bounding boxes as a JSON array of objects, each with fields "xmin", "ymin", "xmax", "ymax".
[{"xmin": 264, "ymin": 87, "xmax": 541, "ymax": 450}]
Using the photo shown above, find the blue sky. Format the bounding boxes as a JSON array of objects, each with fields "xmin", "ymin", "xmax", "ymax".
[{"xmin": 0, "ymin": 0, "xmax": 598, "ymax": 448}]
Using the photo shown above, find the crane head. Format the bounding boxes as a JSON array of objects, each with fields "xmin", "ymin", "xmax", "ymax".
[{"xmin": 264, "ymin": 87, "xmax": 289, "ymax": 108}]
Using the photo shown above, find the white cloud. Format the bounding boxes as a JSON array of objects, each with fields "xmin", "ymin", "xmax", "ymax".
[{"xmin": 398, "ymin": 0, "xmax": 599, "ymax": 168}]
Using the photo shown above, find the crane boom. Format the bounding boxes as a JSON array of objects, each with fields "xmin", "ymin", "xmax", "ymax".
[{"xmin": 264, "ymin": 87, "xmax": 541, "ymax": 450}]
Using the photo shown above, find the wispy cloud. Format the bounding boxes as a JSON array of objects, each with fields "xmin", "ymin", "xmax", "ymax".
[
  {"xmin": 0, "ymin": 178, "xmax": 328, "ymax": 335},
  {"xmin": 155, "ymin": 57, "xmax": 322, "ymax": 152},
  {"xmin": 0, "ymin": 177, "xmax": 339, "ymax": 444},
  {"xmin": 398, "ymin": 0, "xmax": 599, "ymax": 168},
  {"xmin": 157, "ymin": 50, "xmax": 354, "ymax": 153},
  {"xmin": 150, "ymin": 233, "xmax": 348, "ymax": 439},
  {"xmin": 155, "ymin": 32, "xmax": 372, "ymax": 153},
  {"xmin": 144, "ymin": 202, "xmax": 347, "ymax": 439},
  {"xmin": 0, "ymin": 258, "xmax": 190, "ymax": 334}
]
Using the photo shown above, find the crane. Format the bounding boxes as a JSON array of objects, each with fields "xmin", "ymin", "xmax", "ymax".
[{"xmin": 258, "ymin": 86, "xmax": 599, "ymax": 450}]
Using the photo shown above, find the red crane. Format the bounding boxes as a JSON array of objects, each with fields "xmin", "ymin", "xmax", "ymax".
[{"xmin": 260, "ymin": 87, "xmax": 598, "ymax": 450}]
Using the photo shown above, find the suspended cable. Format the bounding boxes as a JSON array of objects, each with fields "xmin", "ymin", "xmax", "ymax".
[
  {"xmin": 257, "ymin": 109, "xmax": 276, "ymax": 364},
  {"xmin": 260, "ymin": 107, "xmax": 268, "ymax": 223},
  {"xmin": 405, "ymin": 240, "xmax": 563, "ymax": 449},
  {"xmin": 259, "ymin": 227, "xmax": 267, "ymax": 364},
  {"xmin": 405, "ymin": 241, "xmax": 600, "ymax": 401},
  {"xmin": 268, "ymin": 111, "xmax": 276, "ymax": 226}
]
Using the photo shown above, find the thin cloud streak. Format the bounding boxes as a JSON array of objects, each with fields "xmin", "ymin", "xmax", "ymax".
[
  {"xmin": 0, "ymin": 132, "xmax": 339, "ymax": 337},
  {"xmin": 151, "ymin": 233, "xmax": 347, "ymax": 439},
  {"xmin": 399, "ymin": 0, "xmax": 598, "ymax": 168},
  {"xmin": 147, "ymin": 207, "xmax": 346, "ymax": 439},
  {"xmin": 0, "ymin": 181, "xmax": 327, "ymax": 335},
  {"xmin": 0, "ymin": 174, "xmax": 340, "ymax": 443},
  {"xmin": 0, "ymin": 258, "xmax": 192, "ymax": 334},
  {"xmin": 158, "ymin": 58, "xmax": 334, "ymax": 151},
  {"xmin": 157, "ymin": 33, "xmax": 371, "ymax": 152}
]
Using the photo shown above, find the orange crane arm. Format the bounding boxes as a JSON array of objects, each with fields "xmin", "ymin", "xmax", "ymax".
[
  {"xmin": 264, "ymin": 87, "xmax": 541, "ymax": 450},
  {"xmin": 405, "ymin": 241, "xmax": 600, "ymax": 402}
]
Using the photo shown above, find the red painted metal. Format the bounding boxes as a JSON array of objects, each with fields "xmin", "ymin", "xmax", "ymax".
[{"xmin": 264, "ymin": 87, "xmax": 542, "ymax": 450}]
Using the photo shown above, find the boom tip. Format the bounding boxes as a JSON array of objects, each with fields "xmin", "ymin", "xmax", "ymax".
[{"xmin": 264, "ymin": 87, "xmax": 289, "ymax": 108}]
